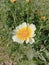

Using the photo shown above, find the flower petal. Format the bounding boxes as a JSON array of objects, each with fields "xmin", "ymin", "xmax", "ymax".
[
  {"xmin": 12, "ymin": 36, "xmax": 24, "ymax": 44},
  {"xmin": 29, "ymin": 24, "xmax": 36, "ymax": 31},
  {"xmin": 18, "ymin": 22, "xmax": 27, "ymax": 29},
  {"xmin": 13, "ymin": 22, "xmax": 27, "ymax": 34},
  {"xmin": 26, "ymin": 38, "xmax": 29, "ymax": 44},
  {"xmin": 29, "ymin": 38, "xmax": 35, "ymax": 44}
]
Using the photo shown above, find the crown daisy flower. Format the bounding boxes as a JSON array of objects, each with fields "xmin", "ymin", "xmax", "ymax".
[{"xmin": 12, "ymin": 22, "xmax": 36, "ymax": 44}]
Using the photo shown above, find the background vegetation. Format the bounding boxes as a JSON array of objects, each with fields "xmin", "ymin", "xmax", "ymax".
[{"xmin": 0, "ymin": 0, "xmax": 49, "ymax": 65}]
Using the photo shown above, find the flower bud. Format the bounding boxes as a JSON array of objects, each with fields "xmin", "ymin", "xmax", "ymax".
[
  {"xmin": 26, "ymin": 0, "xmax": 30, "ymax": 3},
  {"xmin": 41, "ymin": 16, "xmax": 46, "ymax": 21},
  {"xmin": 10, "ymin": 0, "xmax": 16, "ymax": 3}
]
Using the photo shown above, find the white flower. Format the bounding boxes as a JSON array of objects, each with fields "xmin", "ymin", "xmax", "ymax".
[{"xmin": 12, "ymin": 22, "xmax": 36, "ymax": 44}]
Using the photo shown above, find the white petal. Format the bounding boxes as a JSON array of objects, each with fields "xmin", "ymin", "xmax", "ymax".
[
  {"xmin": 29, "ymin": 24, "xmax": 36, "ymax": 31},
  {"xmin": 26, "ymin": 38, "xmax": 29, "ymax": 44},
  {"xmin": 29, "ymin": 38, "xmax": 35, "ymax": 44},
  {"xmin": 16, "ymin": 26, "xmax": 19, "ymax": 31},
  {"xmin": 12, "ymin": 36, "xmax": 24, "ymax": 44},
  {"xmin": 13, "ymin": 22, "xmax": 27, "ymax": 34},
  {"xmin": 18, "ymin": 22, "xmax": 27, "ymax": 29},
  {"xmin": 15, "ymin": 22, "xmax": 27, "ymax": 31},
  {"xmin": 32, "ymin": 34, "xmax": 36, "ymax": 37},
  {"xmin": 12, "ymin": 26, "xmax": 19, "ymax": 35},
  {"xmin": 22, "ymin": 22, "xmax": 27, "ymax": 27},
  {"xmin": 29, "ymin": 24, "xmax": 36, "ymax": 38},
  {"xmin": 30, "ymin": 32, "xmax": 36, "ymax": 38},
  {"xmin": 12, "ymin": 36, "xmax": 17, "ymax": 42}
]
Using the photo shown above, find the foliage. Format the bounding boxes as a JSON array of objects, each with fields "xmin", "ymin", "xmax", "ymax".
[{"xmin": 0, "ymin": 0, "xmax": 49, "ymax": 65}]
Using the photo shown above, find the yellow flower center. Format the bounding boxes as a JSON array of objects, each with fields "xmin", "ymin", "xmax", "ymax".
[{"xmin": 16, "ymin": 27, "xmax": 32, "ymax": 40}]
